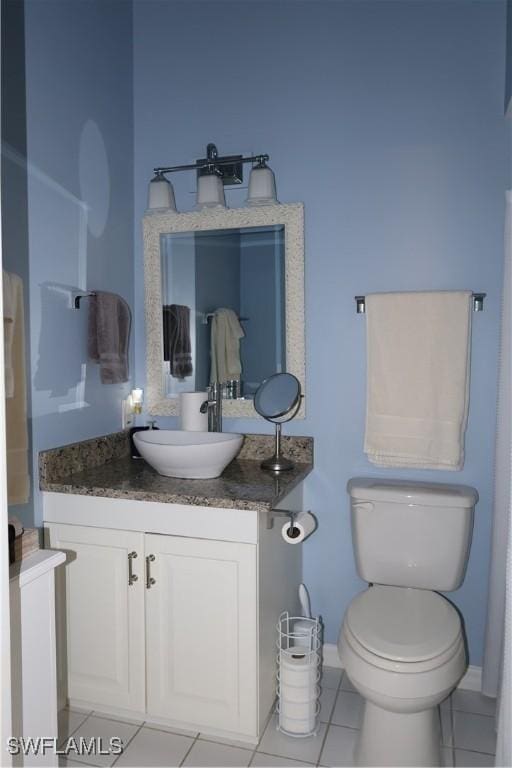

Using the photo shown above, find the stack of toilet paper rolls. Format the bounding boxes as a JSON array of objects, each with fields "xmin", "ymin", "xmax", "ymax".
[{"xmin": 277, "ymin": 613, "xmax": 321, "ymax": 736}]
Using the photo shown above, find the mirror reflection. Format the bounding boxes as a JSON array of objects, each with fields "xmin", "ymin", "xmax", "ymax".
[{"xmin": 161, "ymin": 225, "xmax": 286, "ymax": 399}]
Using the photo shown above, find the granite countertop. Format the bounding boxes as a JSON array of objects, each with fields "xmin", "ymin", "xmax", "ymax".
[
  {"xmin": 42, "ymin": 456, "xmax": 312, "ymax": 512},
  {"xmin": 40, "ymin": 431, "xmax": 314, "ymax": 512}
]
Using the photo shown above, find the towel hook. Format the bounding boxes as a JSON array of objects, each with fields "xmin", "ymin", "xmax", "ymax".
[{"xmin": 74, "ymin": 292, "xmax": 96, "ymax": 310}]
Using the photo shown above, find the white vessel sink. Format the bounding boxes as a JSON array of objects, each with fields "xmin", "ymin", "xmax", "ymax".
[{"xmin": 133, "ymin": 430, "xmax": 244, "ymax": 479}]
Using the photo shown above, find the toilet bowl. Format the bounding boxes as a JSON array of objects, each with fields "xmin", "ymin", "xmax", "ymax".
[
  {"xmin": 339, "ymin": 478, "xmax": 478, "ymax": 767},
  {"xmin": 338, "ymin": 586, "xmax": 466, "ymax": 766}
]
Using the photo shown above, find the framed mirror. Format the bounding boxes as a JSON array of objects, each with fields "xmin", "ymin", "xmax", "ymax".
[{"xmin": 143, "ymin": 203, "xmax": 305, "ymax": 418}]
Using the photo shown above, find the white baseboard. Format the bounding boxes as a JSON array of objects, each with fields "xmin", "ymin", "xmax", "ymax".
[
  {"xmin": 458, "ymin": 665, "xmax": 482, "ymax": 692},
  {"xmin": 323, "ymin": 643, "xmax": 482, "ymax": 692},
  {"xmin": 323, "ymin": 643, "xmax": 342, "ymax": 669}
]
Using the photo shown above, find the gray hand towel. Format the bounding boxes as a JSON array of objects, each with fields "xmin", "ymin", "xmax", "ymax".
[
  {"xmin": 88, "ymin": 291, "xmax": 131, "ymax": 384},
  {"xmin": 163, "ymin": 304, "xmax": 193, "ymax": 379}
]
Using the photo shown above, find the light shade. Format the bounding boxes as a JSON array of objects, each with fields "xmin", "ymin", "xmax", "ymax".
[
  {"xmin": 196, "ymin": 173, "xmax": 226, "ymax": 209},
  {"xmin": 130, "ymin": 387, "xmax": 144, "ymax": 414},
  {"xmin": 246, "ymin": 163, "xmax": 278, "ymax": 206},
  {"xmin": 147, "ymin": 174, "xmax": 177, "ymax": 211}
]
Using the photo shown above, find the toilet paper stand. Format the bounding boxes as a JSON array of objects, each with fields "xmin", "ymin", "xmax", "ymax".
[{"xmin": 267, "ymin": 508, "xmax": 309, "ymax": 531}]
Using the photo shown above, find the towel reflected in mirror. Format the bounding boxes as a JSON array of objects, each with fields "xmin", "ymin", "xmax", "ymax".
[
  {"xmin": 163, "ymin": 304, "xmax": 193, "ymax": 380},
  {"xmin": 210, "ymin": 307, "xmax": 244, "ymax": 385}
]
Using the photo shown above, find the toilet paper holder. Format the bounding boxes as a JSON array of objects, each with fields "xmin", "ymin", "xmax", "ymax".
[{"xmin": 267, "ymin": 508, "xmax": 309, "ymax": 530}]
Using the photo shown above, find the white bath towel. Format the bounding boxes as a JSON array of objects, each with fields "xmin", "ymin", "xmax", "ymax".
[
  {"xmin": 210, "ymin": 308, "xmax": 244, "ymax": 384},
  {"xmin": 3, "ymin": 269, "xmax": 16, "ymax": 398},
  {"xmin": 364, "ymin": 291, "xmax": 472, "ymax": 470},
  {"xmin": 4, "ymin": 272, "xmax": 30, "ymax": 504}
]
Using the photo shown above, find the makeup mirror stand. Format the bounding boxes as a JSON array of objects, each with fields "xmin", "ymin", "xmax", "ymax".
[
  {"xmin": 262, "ymin": 423, "xmax": 294, "ymax": 472},
  {"xmin": 254, "ymin": 373, "xmax": 302, "ymax": 472}
]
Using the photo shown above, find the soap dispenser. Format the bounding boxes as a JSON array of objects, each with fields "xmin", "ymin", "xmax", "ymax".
[{"xmin": 129, "ymin": 421, "xmax": 159, "ymax": 458}]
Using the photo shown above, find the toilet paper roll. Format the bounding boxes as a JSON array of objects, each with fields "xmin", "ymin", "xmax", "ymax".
[
  {"xmin": 281, "ymin": 512, "xmax": 316, "ymax": 544},
  {"xmin": 280, "ymin": 697, "xmax": 318, "ymax": 721},
  {"xmin": 279, "ymin": 711, "xmax": 316, "ymax": 735},
  {"xmin": 280, "ymin": 681, "xmax": 320, "ymax": 703},
  {"xmin": 180, "ymin": 392, "xmax": 208, "ymax": 431},
  {"xmin": 280, "ymin": 664, "xmax": 318, "ymax": 688},
  {"xmin": 279, "ymin": 652, "xmax": 319, "ymax": 693}
]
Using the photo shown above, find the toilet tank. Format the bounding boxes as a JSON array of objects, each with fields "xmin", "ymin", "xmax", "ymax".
[{"xmin": 348, "ymin": 478, "xmax": 478, "ymax": 591}]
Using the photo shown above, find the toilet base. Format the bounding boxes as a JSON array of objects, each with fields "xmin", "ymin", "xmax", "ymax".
[{"xmin": 355, "ymin": 700, "xmax": 441, "ymax": 767}]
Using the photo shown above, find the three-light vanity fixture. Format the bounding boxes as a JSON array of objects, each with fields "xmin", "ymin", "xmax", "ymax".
[{"xmin": 147, "ymin": 142, "xmax": 278, "ymax": 212}]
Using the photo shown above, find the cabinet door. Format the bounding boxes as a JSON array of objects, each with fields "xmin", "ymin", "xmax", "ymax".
[
  {"xmin": 145, "ymin": 533, "xmax": 257, "ymax": 737},
  {"xmin": 48, "ymin": 523, "xmax": 145, "ymax": 712}
]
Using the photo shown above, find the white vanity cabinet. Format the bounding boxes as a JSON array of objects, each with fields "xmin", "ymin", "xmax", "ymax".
[
  {"xmin": 46, "ymin": 524, "xmax": 146, "ymax": 713},
  {"xmin": 144, "ymin": 534, "xmax": 257, "ymax": 734},
  {"xmin": 44, "ymin": 489, "xmax": 302, "ymax": 743}
]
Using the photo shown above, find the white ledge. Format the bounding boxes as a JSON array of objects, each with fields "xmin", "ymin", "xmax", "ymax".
[{"xmin": 10, "ymin": 549, "xmax": 66, "ymax": 588}]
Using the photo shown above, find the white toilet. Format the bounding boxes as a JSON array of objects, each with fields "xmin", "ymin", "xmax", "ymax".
[{"xmin": 338, "ymin": 478, "xmax": 478, "ymax": 767}]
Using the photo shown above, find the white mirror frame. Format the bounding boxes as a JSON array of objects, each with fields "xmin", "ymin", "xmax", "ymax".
[{"xmin": 142, "ymin": 202, "xmax": 305, "ymax": 418}]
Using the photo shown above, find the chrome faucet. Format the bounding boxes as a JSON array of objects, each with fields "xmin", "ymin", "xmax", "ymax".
[{"xmin": 200, "ymin": 382, "xmax": 223, "ymax": 432}]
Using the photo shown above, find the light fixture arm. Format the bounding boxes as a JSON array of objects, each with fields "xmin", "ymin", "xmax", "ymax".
[{"xmin": 153, "ymin": 149, "xmax": 269, "ymax": 177}]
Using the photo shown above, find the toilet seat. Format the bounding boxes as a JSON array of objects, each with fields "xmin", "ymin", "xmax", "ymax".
[
  {"xmin": 342, "ymin": 620, "xmax": 463, "ymax": 676},
  {"xmin": 345, "ymin": 586, "xmax": 461, "ymax": 668},
  {"xmin": 339, "ymin": 586, "xmax": 466, "ymax": 704}
]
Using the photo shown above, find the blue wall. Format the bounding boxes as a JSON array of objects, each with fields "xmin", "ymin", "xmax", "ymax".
[
  {"xmin": 23, "ymin": 0, "xmax": 134, "ymax": 525},
  {"xmin": 506, "ymin": 0, "xmax": 512, "ymax": 111},
  {"xmin": 133, "ymin": 0, "xmax": 508, "ymax": 664},
  {"xmin": 507, "ymin": 0, "xmax": 512, "ymax": 191},
  {"xmin": 1, "ymin": 0, "xmax": 33, "ymax": 527}
]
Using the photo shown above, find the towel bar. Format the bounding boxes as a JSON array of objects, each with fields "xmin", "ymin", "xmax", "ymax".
[
  {"xmin": 354, "ymin": 292, "xmax": 486, "ymax": 314},
  {"xmin": 74, "ymin": 292, "xmax": 96, "ymax": 309},
  {"xmin": 201, "ymin": 312, "xmax": 249, "ymax": 325}
]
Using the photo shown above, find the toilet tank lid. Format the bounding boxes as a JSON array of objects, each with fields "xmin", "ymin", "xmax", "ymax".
[{"xmin": 347, "ymin": 478, "xmax": 478, "ymax": 508}]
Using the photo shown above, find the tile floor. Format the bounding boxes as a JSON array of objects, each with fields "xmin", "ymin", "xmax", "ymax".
[{"xmin": 55, "ymin": 669, "xmax": 497, "ymax": 768}]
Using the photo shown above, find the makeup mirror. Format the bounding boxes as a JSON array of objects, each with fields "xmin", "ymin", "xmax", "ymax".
[{"xmin": 254, "ymin": 373, "xmax": 302, "ymax": 471}]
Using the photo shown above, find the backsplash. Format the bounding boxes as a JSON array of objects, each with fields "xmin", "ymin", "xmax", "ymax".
[
  {"xmin": 238, "ymin": 434, "xmax": 313, "ymax": 463},
  {"xmin": 39, "ymin": 431, "xmax": 131, "ymax": 486}
]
